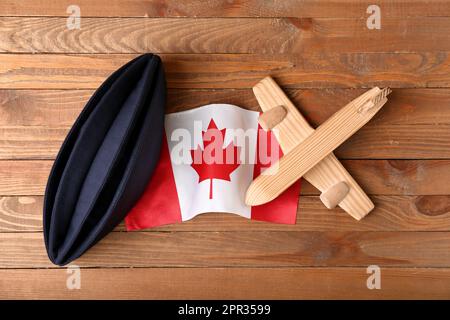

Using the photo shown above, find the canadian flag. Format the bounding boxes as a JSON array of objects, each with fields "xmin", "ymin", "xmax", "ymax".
[{"xmin": 125, "ymin": 104, "xmax": 301, "ymax": 230}]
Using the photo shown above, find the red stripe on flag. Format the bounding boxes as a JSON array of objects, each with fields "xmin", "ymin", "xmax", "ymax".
[
  {"xmin": 125, "ymin": 134, "xmax": 182, "ymax": 230},
  {"xmin": 250, "ymin": 126, "xmax": 301, "ymax": 224}
]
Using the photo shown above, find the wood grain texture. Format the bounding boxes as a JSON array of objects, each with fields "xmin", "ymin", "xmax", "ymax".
[
  {"xmin": 1, "ymin": 17, "xmax": 450, "ymax": 54},
  {"xmin": 1, "ymin": 231, "xmax": 450, "ymax": 268},
  {"xmin": 1, "ymin": 195, "xmax": 450, "ymax": 232},
  {"xmin": 1, "ymin": 267, "xmax": 450, "ymax": 299},
  {"xmin": 0, "ymin": 196, "xmax": 42, "ymax": 231},
  {"xmin": 320, "ymin": 181, "xmax": 351, "ymax": 209},
  {"xmin": 247, "ymin": 88, "xmax": 384, "ymax": 205},
  {"xmin": 1, "ymin": 2, "xmax": 450, "ymax": 299},
  {"xmin": 2, "ymin": 88, "xmax": 450, "ymax": 126},
  {"xmin": 1, "ymin": 160, "xmax": 450, "ymax": 196},
  {"xmin": 3, "ymin": 124, "xmax": 450, "ymax": 160},
  {"xmin": 0, "ymin": 161, "xmax": 50, "ymax": 195},
  {"xmin": 0, "ymin": 17, "xmax": 297, "ymax": 54},
  {"xmin": 1, "ymin": 0, "xmax": 449, "ymax": 18},
  {"xmin": 2, "ymin": 53, "xmax": 450, "ymax": 89},
  {"xmin": 257, "ymin": 105, "xmax": 287, "ymax": 130},
  {"xmin": 2, "ymin": 88, "xmax": 450, "ymax": 160}
]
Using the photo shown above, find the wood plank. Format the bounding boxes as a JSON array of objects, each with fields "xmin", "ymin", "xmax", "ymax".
[
  {"xmin": 1, "ymin": 0, "xmax": 449, "ymax": 18},
  {"xmin": 0, "ymin": 160, "xmax": 51, "ymax": 196},
  {"xmin": 3, "ymin": 123, "xmax": 449, "ymax": 160},
  {"xmin": 0, "ymin": 196, "xmax": 42, "ymax": 231},
  {"xmin": 2, "ymin": 53, "xmax": 450, "ymax": 89},
  {"xmin": 2, "ymin": 88, "xmax": 450, "ymax": 127},
  {"xmin": 2, "ymin": 195, "xmax": 450, "ymax": 232},
  {"xmin": 336, "ymin": 124, "xmax": 450, "ymax": 159},
  {"xmin": 1, "ymin": 267, "xmax": 449, "ymax": 299},
  {"xmin": 1, "ymin": 231, "xmax": 450, "ymax": 268},
  {"xmin": 1, "ymin": 17, "xmax": 450, "ymax": 54},
  {"xmin": 1, "ymin": 160, "xmax": 450, "ymax": 196},
  {"xmin": 3, "ymin": 89, "xmax": 450, "ymax": 160},
  {"xmin": 0, "ymin": 89, "xmax": 91, "ymax": 126},
  {"xmin": 0, "ymin": 17, "xmax": 297, "ymax": 54}
]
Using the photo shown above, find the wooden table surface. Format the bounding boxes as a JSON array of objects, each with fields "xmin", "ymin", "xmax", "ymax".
[{"xmin": 1, "ymin": 0, "xmax": 450, "ymax": 299}]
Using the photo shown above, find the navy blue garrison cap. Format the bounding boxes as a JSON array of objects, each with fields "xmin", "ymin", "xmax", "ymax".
[{"xmin": 43, "ymin": 54, "xmax": 166, "ymax": 266}]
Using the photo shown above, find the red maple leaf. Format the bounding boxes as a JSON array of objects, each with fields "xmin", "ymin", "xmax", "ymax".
[{"xmin": 190, "ymin": 119, "xmax": 241, "ymax": 199}]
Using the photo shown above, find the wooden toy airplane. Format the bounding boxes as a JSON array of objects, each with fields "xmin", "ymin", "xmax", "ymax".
[{"xmin": 245, "ymin": 77, "xmax": 391, "ymax": 220}]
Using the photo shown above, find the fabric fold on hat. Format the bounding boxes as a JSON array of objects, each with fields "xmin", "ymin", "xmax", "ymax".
[{"xmin": 43, "ymin": 53, "xmax": 166, "ymax": 266}]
